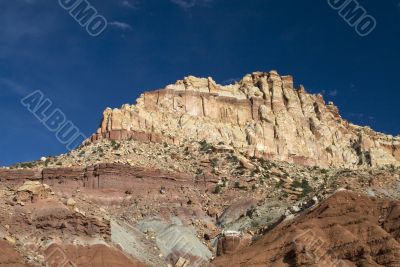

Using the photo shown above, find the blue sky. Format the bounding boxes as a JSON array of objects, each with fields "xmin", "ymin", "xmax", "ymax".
[{"xmin": 1, "ymin": 0, "xmax": 399, "ymax": 166}]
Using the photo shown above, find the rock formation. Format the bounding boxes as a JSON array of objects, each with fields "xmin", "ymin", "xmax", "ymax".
[
  {"xmin": 213, "ymin": 191, "xmax": 400, "ymax": 267},
  {"xmin": 3, "ymin": 71, "xmax": 400, "ymax": 267},
  {"xmin": 88, "ymin": 71, "xmax": 400, "ymax": 168}
]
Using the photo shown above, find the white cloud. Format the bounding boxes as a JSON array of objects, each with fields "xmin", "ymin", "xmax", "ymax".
[
  {"xmin": 321, "ymin": 89, "xmax": 339, "ymax": 97},
  {"xmin": 349, "ymin": 113, "xmax": 364, "ymax": 118},
  {"xmin": 108, "ymin": 21, "xmax": 132, "ymax": 31},
  {"xmin": 121, "ymin": 0, "xmax": 137, "ymax": 9},
  {"xmin": 170, "ymin": 0, "xmax": 214, "ymax": 9},
  {"xmin": 0, "ymin": 1, "xmax": 58, "ymax": 59},
  {"xmin": 0, "ymin": 78, "xmax": 29, "ymax": 96},
  {"xmin": 328, "ymin": 89, "xmax": 338, "ymax": 97}
]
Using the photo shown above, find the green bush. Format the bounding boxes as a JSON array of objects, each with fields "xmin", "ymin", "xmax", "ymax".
[
  {"xmin": 251, "ymin": 221, "xmax": 260, "ymax": 228},
  {"xmin": 19, "ymin": 162, "xmax": 35, "ymax": 168},
  {"xmin": 199, "ymin": 140, "xmax": 212, "ymax": 153},
  {"xmin": 213, "ymin": 185, "xmax": 222, "ymax": 194},
  {"xmin": 292, "ymin": 178, "xmax": 312, "ymax": 197},
  {"xmin": 210, "ymin": 158, "xmax": 219, "ymax": 168},
  {"xmin": 226, "ymin": 154, "xmax": 239, "ymax": 164},
  {"xmin": 235, "ymin": 181, "xmax": 248, "ymax": 191},
  {"xmin": 275, "ymin": 180, "xmax": 283, "ymax": 188},
  {"xmin": 111, "ymin": 140, "xmax": 121, "ymax": 150}
]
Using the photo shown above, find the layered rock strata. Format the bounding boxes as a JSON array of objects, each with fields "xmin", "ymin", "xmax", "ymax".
[
  {"xmin": 88, "ymin": 71, "xmax": 400, "ymax": 167},
  {"xmin": 0, "ymin": 164, "xmax": 194, "ymax": 190},
  {"xmin": 213, "ymin": 191, "xmax": 400, "ymax": 267}
]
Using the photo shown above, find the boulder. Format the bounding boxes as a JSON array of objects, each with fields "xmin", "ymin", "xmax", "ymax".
[{"xmin": 15, "ymin": 181, "xmax": 52, "ymax": 203}]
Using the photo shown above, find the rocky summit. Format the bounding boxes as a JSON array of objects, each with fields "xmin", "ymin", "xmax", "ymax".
[
  {"xmin": 89, "ymin": 71, "xmax": 400, "ymax": 168},
  {"xmin": 1, "ymin": 71, "xmax": 400, "ymax": 267}
]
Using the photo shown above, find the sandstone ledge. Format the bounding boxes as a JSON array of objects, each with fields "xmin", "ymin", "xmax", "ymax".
[{"xmin": 87, "ymin": 71, "xmax": 400, "ymax": 168}]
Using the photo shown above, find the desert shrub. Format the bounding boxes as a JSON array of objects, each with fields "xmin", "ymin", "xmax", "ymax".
[
  {"xmin": 44, "ymin": 158, "xmax": 53, "ymax": 167},
  {"xmin": 199, "ymin": 140, "xmax": 212, "ymax": 153},
  {"xmin": 275, "ymin": 180, "xmax": 283, "ymax": 188},
  {"xmin": 226, "ymin": 154, "xmax": 239, "ymax": 163},
  {"xmin": 292, "ymin": 179, "xmax": 313, "ymax": 197},
  {"xmin": 111, "ymin": 140, "xmax": 121, "ymax": 150},
  {"xmin": 235, "ymin": 181, "xmax": 248, "ymax": 191},
  {"xmin": 184, "ymin": 147, "xmax": 190, "ymax": 155},
  {"xmin": 210, "ymin": 158, "xmax": 219, "ymax": 168},
  {"xmin": 252, "ymin": 235, "xmax": 262, "ymax": 242},
  {"xmin": 213, "ymin": 185, "xmax": 222, "ymax": 194},
  {"xmin": 16, "ymin": 162, "xmax": 37, "ymax": 168},
  {"xmin": 251, "ymin": 220, "xmax": 260, "ymax": 228}
]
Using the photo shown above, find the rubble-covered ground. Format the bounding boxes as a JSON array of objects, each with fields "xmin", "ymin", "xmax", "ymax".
[{"xmin": 1, "ymin": 139, "xmax": 400, "ymax": 266}]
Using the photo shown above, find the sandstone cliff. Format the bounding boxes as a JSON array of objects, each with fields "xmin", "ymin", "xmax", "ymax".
[{"xmin": 88, "ymin": 71, "xmax": 400, "ymax": 168}]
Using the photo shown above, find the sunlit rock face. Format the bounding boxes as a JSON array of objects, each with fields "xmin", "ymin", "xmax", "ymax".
[{"xmin": 89, "ymin": 71, "xmax": 400, "ymax": 168}]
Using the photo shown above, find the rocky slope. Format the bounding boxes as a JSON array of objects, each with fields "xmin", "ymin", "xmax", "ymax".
[
  {"xmin": 2, "ymin": 147, "xmax": 400, "ymax": 266},
  {"xmin": 213, "ymin": 191, "xmax": 400, "ymax": 267},
  {"xmin": 89, "ymin": 71, "xmax": 399, "ymax": 168},
  {"xmin": 2, "ymin": 71, "xmax": 400, "ymax": 267}
]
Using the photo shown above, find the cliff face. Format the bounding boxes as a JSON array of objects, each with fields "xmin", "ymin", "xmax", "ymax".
[{"xmin": 89, "ymin": 71, "xmax": 400, "ymax": 168}]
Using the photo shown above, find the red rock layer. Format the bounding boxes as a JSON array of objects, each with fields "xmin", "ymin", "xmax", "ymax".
[{"xmin": 213, "ymin": 191, "xmax": 400, "ymax": 267}]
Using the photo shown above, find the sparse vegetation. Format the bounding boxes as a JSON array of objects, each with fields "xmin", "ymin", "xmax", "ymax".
[
  {"xmin": 213, "ymin": 184, "xmax": 222, "ymax": 194},
  {"xmin": 250, "ymin": 220, "xmax": 260, "ymax": 228},
  {"xmin": 44, "ymin": 158, "xmax": 51, "ymax": 167},
  {"xmin": 292, "ymin": 178, "xmax": 313, "ymax": 197},
  {"xmin": 183, "ymin": 147, "xmax": 190, "ymax": 155},
  {"xmin": 275, "ymin": 180, "xmax": 283, "ymax": 188},
  {"xmin": 111, "ymin": 140, "xmax": 121, "ymax": 150},
  {"xmin": 16, "ymin": 162, "xmax": 36, "ymax": 168},
  {"xmin": 210, "ymin": 158, "xmax": 219, "ymax": 168},
  {"xmin": 226, "ymin": 154, "xmax": 239, "ymax": 164},
  {"xmin": 234, "ymin": 181, "xmax": 248, "ymax": 191},
  {"xmin": 199, "ymin": 140, "xmax": 212, "ymax": 153},
  {"xmin": 125, "ymin": 189, "xmax": 132, "ymax": 195},
  {"xmin": 220, "ymin": 177, "xmax": 228, "ymax": 187},
  {"xmin": 252, "ymin": 234, "xmax": 262, "ymax": 242}
]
